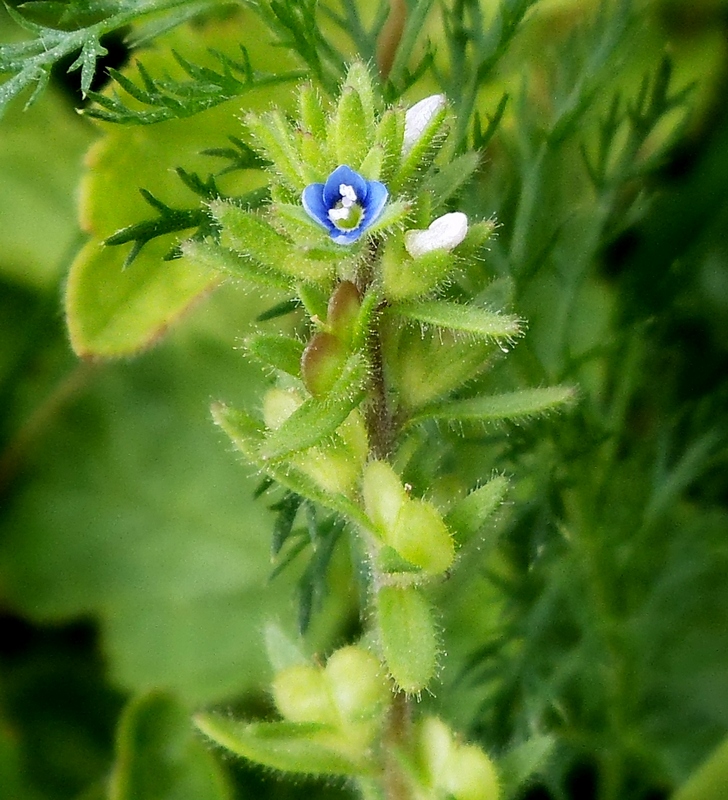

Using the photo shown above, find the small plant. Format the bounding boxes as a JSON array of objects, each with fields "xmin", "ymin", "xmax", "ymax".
[{"xmin": 179, "ymin": 62, "xmax": 574, "ymax": 798}]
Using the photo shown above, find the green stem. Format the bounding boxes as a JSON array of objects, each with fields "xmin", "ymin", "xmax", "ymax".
[
  {"xmin": 355, "ymin": 241, "xmax": 412, "ymax": 799},
  {"xmin": 383, "ymin": 692, "xmax": 413, "ymax": 800},
  {"xmin": 357, "ymin": 241, "xmax": 396, "ymax": 460}
]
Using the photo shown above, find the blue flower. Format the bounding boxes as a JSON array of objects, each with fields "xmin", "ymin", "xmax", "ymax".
[{"xmin": 302, "ymin": 165, "xmax": 388, "ymax": 245}]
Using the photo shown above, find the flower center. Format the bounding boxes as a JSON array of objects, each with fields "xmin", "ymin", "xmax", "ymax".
[{"xmin": 328, "ymin": 183, "xmax": 364, "ymax": 231}]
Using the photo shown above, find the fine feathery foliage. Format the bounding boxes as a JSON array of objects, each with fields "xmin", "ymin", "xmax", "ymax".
[
  {"xmin": 0, "ymin": 0, "xmax": 223, "ymax": 116},
  {"xmin": 84, "ymin": 46, "xmax": 306, "ymax": 124}
]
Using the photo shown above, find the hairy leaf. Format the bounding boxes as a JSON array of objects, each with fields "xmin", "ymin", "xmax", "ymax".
[
  {"xmin": 392, "ymin": 299, "xmax": 522, "ymax": 340},
  {"xmin": 260, "ymin": 354, "xmax": 369, "ymax": 461},
  {"xmin": 410, "ymin": 386, "xmax": 577, "ymax": 427},
  {"xmin": 195, "ymin": 715, "xmax": 369, "ymax": 776}
]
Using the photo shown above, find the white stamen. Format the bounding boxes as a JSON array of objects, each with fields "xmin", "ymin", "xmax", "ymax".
[
  {"xmin": 404, "ymin": 212, "xmax": 469, "ymax": 258},
  {"xmin": 339, "ymin": 184, "xmax": 357, "ymax": 207},
  {"xmin": 329, "ymin": 206, "xmax": 351, "ymax": 222},
  {"xmin": 403, "ymin": 94, "xmax": 447, "ymax": 154}
]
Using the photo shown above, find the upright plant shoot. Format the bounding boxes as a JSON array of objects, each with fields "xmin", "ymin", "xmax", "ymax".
[{"xmin": 189, "ymin": 62, "xmax": 574, "ymax": 800}]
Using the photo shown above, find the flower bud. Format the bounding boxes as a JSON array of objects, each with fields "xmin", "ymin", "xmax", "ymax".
[
  {"xmin": 290, "ymin": 443, "xmax": 362, "ymax": 497},
  {"xmin": 403, "ymin": 94, "xmax": 447, "ymax": 154},
  {"xmin": 443, "ymin": 744, "xmax": 500, "ymax": 800},
  {"xmin": 376, "ymin": 585, "xmax": 437, "ymax": 694},
  {"xmin": 382, "ymin": 235, "xmax": 456, "ymax": 300},
  {"xmin": 388, "ymin": 497, "xmax": 454, "ymax": 575},
  {"xmin": 404, "ymin": 212, "xmax": 468, "ymax": 258},
  {"xmin": 418, "ymin": 717, "xmax": 500, "ymax": 800}
]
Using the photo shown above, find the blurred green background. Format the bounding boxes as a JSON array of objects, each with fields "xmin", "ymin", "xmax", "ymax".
[{"xmin": 1, "ymin": 1, "xmax": 727, "ymax": 799}]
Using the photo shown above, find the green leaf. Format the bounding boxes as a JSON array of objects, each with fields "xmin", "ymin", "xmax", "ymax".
[
  {"xmin": 68, "ymin": 36, "xmax": 108, "ymax": 98},
  {"xmin": 181, "ymin": 240, "xmax": 292, "ymax": 290},
  {"xmin": 213, "ymin": 201, "xmax": 291, "ymax": 262},
  {"xmin": 66, "ymin": 239, "xmax": 221, "ymax": 358},
  {"xmin": 374, "ymin": 107, "xmax": 405, "ymax": 183},
  {"xmin": 0, "ymin": 85, "xmax": 94, "ymax": 290},
  {"xmin": 344, "ymin": 61, "xmax": 377, "ymax": 134},
  {"xmin": 0, "ymin": 295, "xmax": 316, "ymax": 704},
  {"xmin": 63, "ymin": 20, "xmax": 297, "ymax": 358},
  {"xmin": 86, "ymin": 47, "xmax": 304, "ymax": 125},
  {"xmin": 211, "ymin": 402, "xmax": 372, "ymax": 528},
  {"xmin": 245, "ymin": 109, "xmax": 305, "ymax": 189},
  {"xmin": 260, "ymin": 353, "xmax": 369, "ymax": 461},
  {"xmin": 0, "ymin": 0, "xmax": 214, "ymax": 117},
  {"xmin": 672, "ymin": 735, "xmax": 728, "ymax": 800},
  {"xmin": 446, "ymin": 476, "xmax": 509, "ymax": 545},
  {"xmin": 245, "ymin": 333, "xmax": 304, "ymax": 376},
  {"xmin": 329, "ymin": 86, "xmax": 370, "ymax": 168},
  {"xmin": 297, "ymin": 82, "xmax": 328, "ymax": 140},
  {"xmin": 109, "ymin": 691, "xmax": 231, "ymax": 800},
  {"xmin": 297, "ymin": 281, "xmax": 331, "ymax": 320},
  {"xmin": 377, "ymin": 586, "xmax": 438, "ymax": 694},
  {"xmin": 212, "ymin": 200, "xmax": 334, "ymax": 283},
  {"xmin": 365, "ymin": 199, "xmax": 412, "ymax": 236},
  {"xmin": 391, "ymin": 300, "xmax": 522, "ymax": 341},
  {"xmin": 264, "ymin": 622, "xmax": 308, "ymax": 672},
  {"xmin": 194, "ymin": 715, "xmax": 368, "ymax": 777},
  {"xmin": 424, "ymin": 151, "xmax": 481, "ymax": 211},
  {"xmin": 409, "ymin": 386, "xmax": 578, "ymax": 427}
]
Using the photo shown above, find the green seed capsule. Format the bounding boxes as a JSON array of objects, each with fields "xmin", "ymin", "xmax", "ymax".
[{"xmin": 376, "ymin": 585, "xmax": 437, "ymax": 694}]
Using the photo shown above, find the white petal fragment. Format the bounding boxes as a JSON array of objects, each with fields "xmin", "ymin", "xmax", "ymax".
[
  {"xmin": 404, "ymin": 212, "xmax": 469, "ymax": 258},
  {"xmin": 403, "ymin": 94, "xmax": 447, "ymax": 154}
]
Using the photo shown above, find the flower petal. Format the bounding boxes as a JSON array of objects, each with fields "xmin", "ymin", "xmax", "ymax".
[
  {"xmin": 323, "ymin": 165, "xmax": 369, "ymax": 207},
  {"xmin": 302, "ymin": 182, "xmax": 332, "ymax": 230},
  {"xmin": 331, "ymin": 228, "xmax": 366, "ymax": 245},
  {"xmin": 404, "ymin": 212, "xmax": 468, "ymax": 258},
  {"xmin": 361, "ymin": 181, "xmax": 389, "ymax": 230}
]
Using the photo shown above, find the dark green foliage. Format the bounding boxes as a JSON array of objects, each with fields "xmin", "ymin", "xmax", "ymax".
[
  {"xmin": 0, "ymin": 0, "xmax": 215, "ymax": 116},
  {"xmin": 105, "ymin": 170, "xmax": 268, "ymax": 267},
  {"xmin": 85, "ymin": 47, "xmax": 304, "ymax": 124}
]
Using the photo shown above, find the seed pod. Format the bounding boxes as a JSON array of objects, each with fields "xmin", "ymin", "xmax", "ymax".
[
  {"xmin": 376, "ymin": 585, "xmax": 437, "ymax": 694},
  {"xmin": 301, "ymin": 332, "xmax": 347, "ymax": 397}
]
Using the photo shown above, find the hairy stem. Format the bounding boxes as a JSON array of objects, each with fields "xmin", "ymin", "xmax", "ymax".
[
  {"xmin": 357, "ymin": 242, "xmax": 396, "ymax": 460},
  {"xmin": 383, "ymin": 692, "xmax": 413, "ymax": 800}
]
